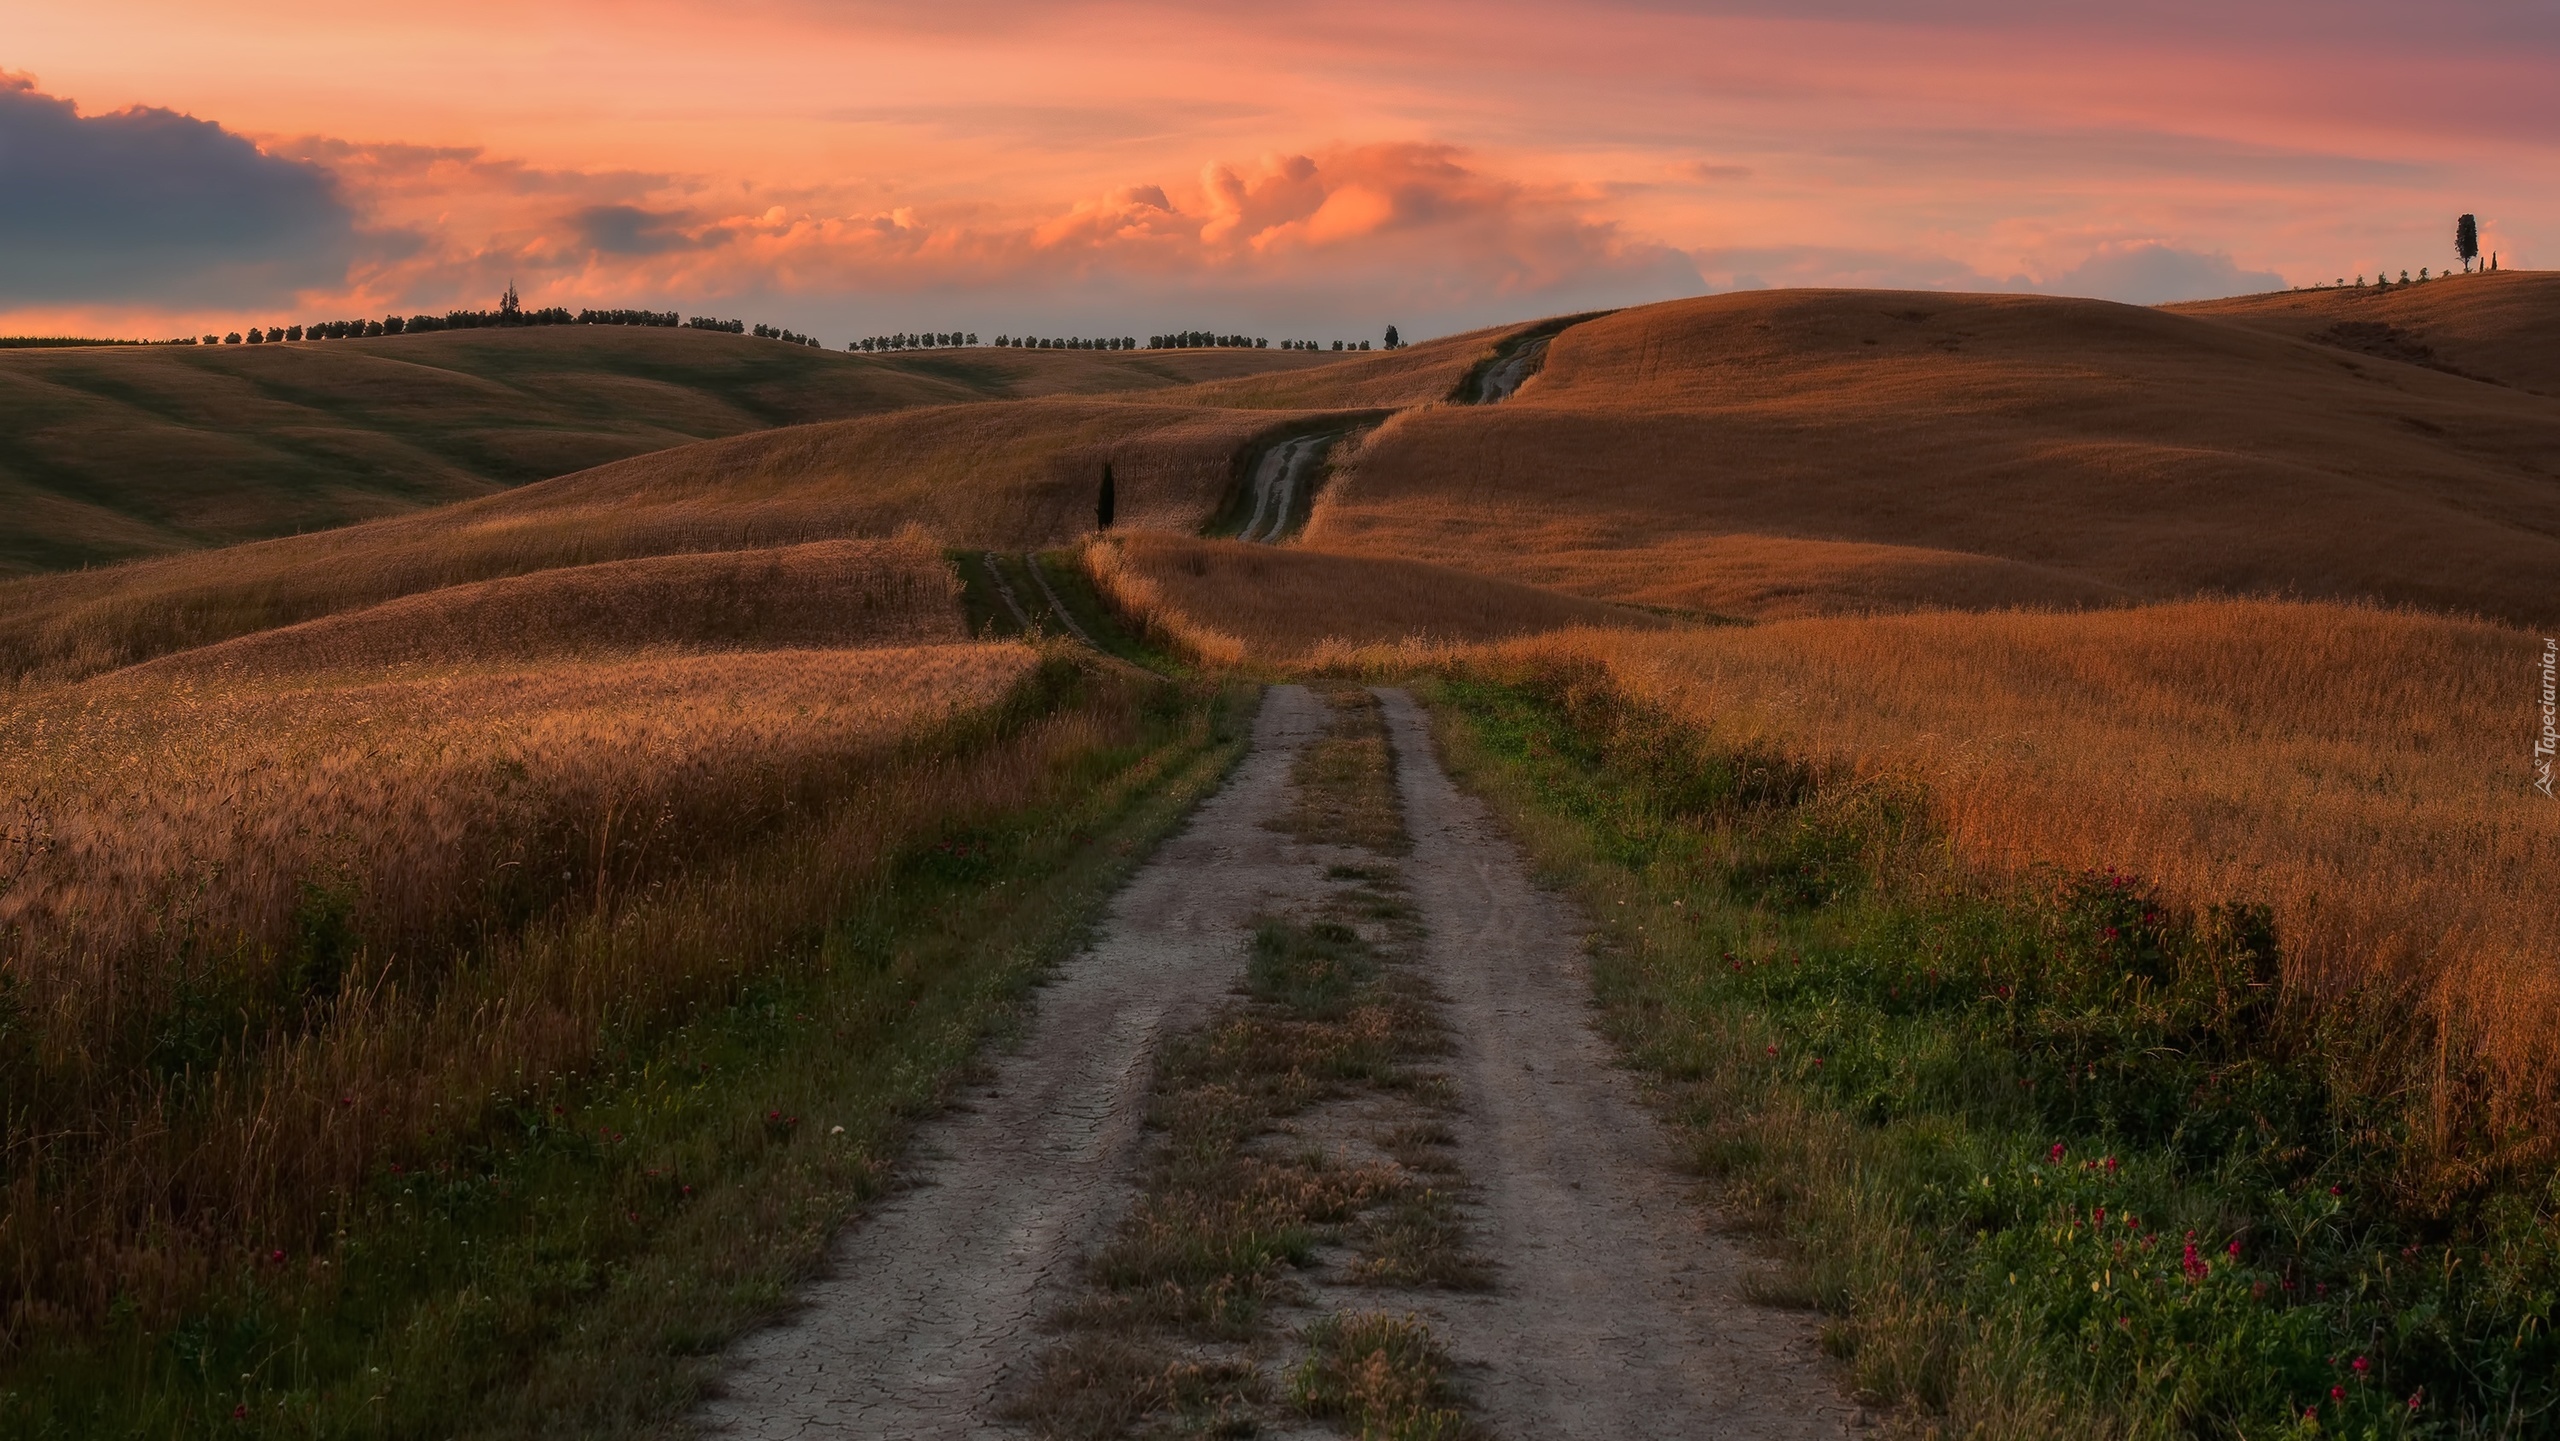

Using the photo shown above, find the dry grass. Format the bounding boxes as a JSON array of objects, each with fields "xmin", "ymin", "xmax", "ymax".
[
  {"xmin": 1302, "ymin": 287, "xmax": 2560, "ymax": 627},
  {"xmin": 1484, "ymin": 599, "xmax": 2558, "ymax": 1189},
  {"xmin": 0, "ymin": 324, "xmax": 1340, "ymax": 577},
  {"xmin": 136, "ymin": 536, "xmax": 961, "ymax": 679},
  {"xmin": 1081, "ymin": 532, "xmax": 1662, "ymax": 666},
  {"xmin": 0, "ymin": 402, "xmax": 1342, "ymax": 684},
  {"xmin": 2173, "ymin": 267, "xmax": 2560, "ymax": 398},
  {"xmin": 1273, "ymin": 687, "xmax": 1409, "ymax": 855},
  {"xmin": 1160, "ymin": 321, "xmax": 1537, "ymax": 411},
  {"xmin": 0, "ymin": 639, "xmax": 1069, "ymax": 1344}
]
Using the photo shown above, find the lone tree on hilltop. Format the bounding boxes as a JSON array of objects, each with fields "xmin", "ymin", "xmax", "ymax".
[
  {"xmin": 2456, "ymin": 214, "xmax": 2480, "ymax": 273},
  {"xmin": 1383, "ymin": 324, "xmax": 1401, "ymax": 350},
  {"xmin": 1096, "ymin": 462, "xmax": 1116, "ymax": 531}
]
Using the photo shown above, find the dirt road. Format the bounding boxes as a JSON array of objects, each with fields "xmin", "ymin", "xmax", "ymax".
[
  {"xmin": 1376, "ymin": 688, "xmax": 1850, "ymax": 1438},
  {"xmin": 699, "ymin": 684, "xmax": 1844, "ymax": 1438},
  {"xmin": 1237, "ymin": 433, "xmax": 1334, "ymax": 543},
  {"xmin": 697, "ymin": 686, "xmax": 1337, "ymax": 1440}
]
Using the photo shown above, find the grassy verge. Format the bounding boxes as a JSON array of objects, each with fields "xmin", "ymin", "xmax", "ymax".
[
  {"xmin": 1425, "ymin": 666, "xmax": 2559, "ymax": 1439},
  {"xmin": 1, "ymin": 668, "xmax": 1257, "ymax": 1439}
]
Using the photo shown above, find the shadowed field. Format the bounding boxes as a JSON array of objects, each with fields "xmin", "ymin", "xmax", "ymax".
[{"xmin": 0, "ymin": 327, "xmax": 1336, "ymax": 576}]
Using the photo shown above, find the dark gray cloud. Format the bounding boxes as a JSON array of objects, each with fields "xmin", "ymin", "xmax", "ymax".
[
  {"xmin": 570, "ymin": 204, "xmax": 719, "ymax": 256},
  {"xmin": 2040, "ymin": 244, "xmax": 2284, "ymax": 305},
  {"xmin": 0, "ymin": 76, "xmax": 356, "ymax": 306}
]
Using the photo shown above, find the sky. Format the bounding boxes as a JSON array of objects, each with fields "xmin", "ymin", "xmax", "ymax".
[{"xmin": 2, "ymin": 0, "xmax": 2552, "ymax": 342}]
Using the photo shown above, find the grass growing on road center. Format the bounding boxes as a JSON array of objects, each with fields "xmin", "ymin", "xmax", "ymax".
[{"xmin": 1006, "ymin": 688, "xmax": 1486, "ymax": 1439}]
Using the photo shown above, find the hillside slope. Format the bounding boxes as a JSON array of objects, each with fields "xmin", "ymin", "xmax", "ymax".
[
  {"xmin": 0, "ymin": 327, "xmax": 1335, "ymax": 575},
  {"xmin": 1301, "ymin": 288, "xmax": 2560, "ymax": 625},
  {"xmin": 2171, "ymin": 268, "xmax": 2560, "ymax": 398},
  {"xmin": 0, "ymin": 399, "xmax": 1368, "ymax": 681}
]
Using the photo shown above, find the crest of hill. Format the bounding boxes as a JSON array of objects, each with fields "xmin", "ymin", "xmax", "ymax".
[
  {"xmin": 1085, "ymin": 533, "xmax": 1666, "ymax": 663},
  {"xmin": 132, "ymin": 537, "xmax": 963, "ymax": 682},
  {"xmin": 1162, "ymin": 320, "xmax": 1557, "ymax": 409},
  {"xmin": 0, "ymin": 398, "xmax": 1357, "ymax": 683},
  {"xmin": 1302, "ymin": 288, "xmax": 2560, "ymax": 627},
  {"xmin": 2168, "ymin": 268, "xmax": 2560, "ymax": 398},
  {"xmin": 0, "ymin": 325, "xmax": 1338, "ymax": 577}
]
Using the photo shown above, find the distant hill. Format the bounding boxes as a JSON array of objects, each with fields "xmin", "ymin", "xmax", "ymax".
[
  {"xmin": 1300, "ymin": 286, "xmax": 2560, "ymax": 627},
  {"xmin": 0, "ymin": 326, "xmax": 1333, "ymax": 575},
  {"xmin": 13, "ymin": 279, "xmax": 2558, "ymax": 683},
  {"xmin": 0, "ymin": 398, "xmax": 1374, "ymax": 681}
]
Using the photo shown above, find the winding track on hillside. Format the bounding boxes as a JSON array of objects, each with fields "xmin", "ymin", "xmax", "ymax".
[{"xmin": 698, "ymin": 684, "xmax": 1846, "ymax": 1438}]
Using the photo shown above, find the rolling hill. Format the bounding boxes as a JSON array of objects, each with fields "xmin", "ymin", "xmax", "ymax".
[
  {"xmin": 0, "ymin": 326, "xmax": 1335, "ymax": 576},
  {"xmin": 0, "ymin": 398, "xmax": 1380, "ymax": 681},
  {"xmin": 1298, "ymin": 281, "xmax": 2560, "ymax": 626}
]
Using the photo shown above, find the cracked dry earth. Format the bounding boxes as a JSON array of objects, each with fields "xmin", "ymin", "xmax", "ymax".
[{"xmin": 697, "ymin": 684, "xmax": 1850, "ymax": 1439}]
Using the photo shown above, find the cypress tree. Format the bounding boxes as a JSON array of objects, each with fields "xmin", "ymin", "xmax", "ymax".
[
  {"xmin": 1096, "ymin": 462, "xmax": 1116, "ymax": 531},
  {"xmin": 2456, "ymin": 214, "xmax": 2479, "ymax": 272}
]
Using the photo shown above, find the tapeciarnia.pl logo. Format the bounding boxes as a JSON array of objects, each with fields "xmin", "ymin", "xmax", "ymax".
[{"xmin": 2537, "ymin": 637, "xmax": 2557, "ymax": 798}]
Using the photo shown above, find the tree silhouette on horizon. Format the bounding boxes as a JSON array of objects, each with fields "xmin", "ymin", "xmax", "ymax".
[{"xmin": 2456, "ymin": 215, "xmax": 2480, "ymax": 273}]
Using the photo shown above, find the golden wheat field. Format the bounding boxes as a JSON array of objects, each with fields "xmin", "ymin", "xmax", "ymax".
[
  {"xmin": 1477, "ymin": 604, "xmax": 2554, "ymax": 1185},
  {"xmin": 0, "ymin": 633, "xmax": 1109, "ymax": 1341},
  {"xmin": 1083, "ymin": 531, "xmax": 1661, "ymax": 664},
  {"xmin": 139, "ymin": 535, "xmax": 962, "ymax": 678}
]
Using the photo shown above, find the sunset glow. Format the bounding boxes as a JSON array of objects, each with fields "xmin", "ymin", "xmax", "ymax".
[{"xmin": 5, "ymin": 0, "xmax": 2552, "ymax": 340}]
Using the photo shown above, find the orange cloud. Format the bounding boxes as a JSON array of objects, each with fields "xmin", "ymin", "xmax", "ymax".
[{"xmin": 245, "ymin": 139, "xmax": 1699, "ymax": 339}]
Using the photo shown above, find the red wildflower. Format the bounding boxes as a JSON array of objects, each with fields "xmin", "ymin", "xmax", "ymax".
[
  {"xmin": 2049, "ymin": 1142, "xmax": 2066, "ymax": 1162},
  {"xmin": 2352, "ymin": 1357, "xmax": 2370, "ymax": 1375}
]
